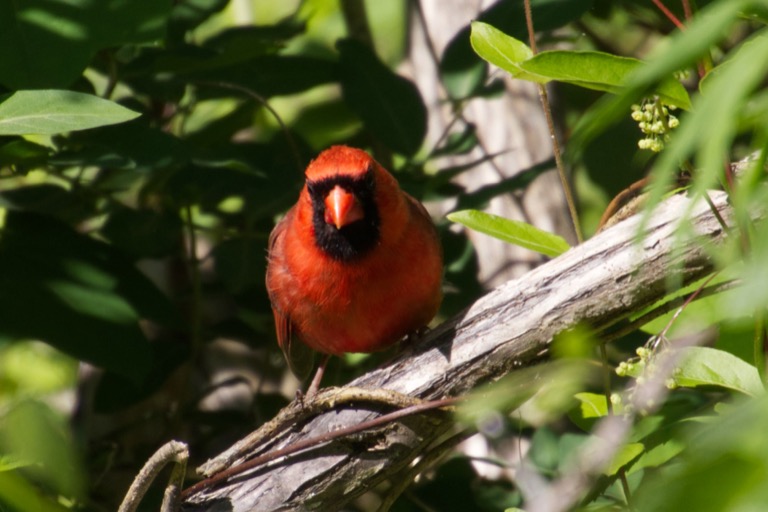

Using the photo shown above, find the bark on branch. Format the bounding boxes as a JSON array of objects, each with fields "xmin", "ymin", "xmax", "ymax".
[{"xmin": 182, "ymin": 187, "xmax": 739, "ymax": 511}]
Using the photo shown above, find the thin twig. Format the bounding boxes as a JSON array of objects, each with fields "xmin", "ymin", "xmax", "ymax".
[
  {"xmin": 118, "ymin": 440, "xmax": 189, "ymax": 512},
  {"xmin": 523, "ymin": 0, "xmax": 583, "ymax": 243}
]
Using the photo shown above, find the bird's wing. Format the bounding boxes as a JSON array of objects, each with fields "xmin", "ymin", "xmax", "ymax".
[{"xmin": 267, "ymin": 213, "xmax": 316, "ymax": 381}]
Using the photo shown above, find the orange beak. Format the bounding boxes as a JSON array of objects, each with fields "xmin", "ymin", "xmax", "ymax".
[{"xmin": 324, "ymin": 185, "xmax": 364, "ymax": 229}]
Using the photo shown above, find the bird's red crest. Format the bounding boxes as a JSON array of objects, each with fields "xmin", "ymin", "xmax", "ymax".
[{"xmin": 305, "ymin": 145, "xmax": 374, "ymax": 181}]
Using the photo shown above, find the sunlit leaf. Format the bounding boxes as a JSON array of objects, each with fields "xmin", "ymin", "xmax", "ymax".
[
  {"xmin": 604, "ymin": 442, "xmax": 644, "ymax": 476},
  {"xmin": 0, "ymin": 91, "xmax": 140, "ymax": 135},
  {"xmin": 470, "ymin": 22, "xmax": 691, "ymax": 109},
  {"xmin": 0, "ymin": 400, "xmax": 84, "ymax": 499},
  {"xmin": 448, "ymin": 209, "xmax": 570, "ymax": 257},
  {"xmin": 634, "ymin": 393, "xmax": 768, "ymax": 512},
  {"xmin": 574, "ymin": 392, "xmax": 610, "ymax": 419},
  {"xmin": 627, "ymin": 439, "xmax": 685, "ymax": 475},
  {"xmin": 671, "ymin": 347, "xmax": 764, "ymax": 396}
]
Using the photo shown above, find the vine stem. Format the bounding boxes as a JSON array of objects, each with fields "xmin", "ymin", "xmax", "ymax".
[{"xmin": 522, "ymin": 0, "xmax": 583, "ymax": 243}]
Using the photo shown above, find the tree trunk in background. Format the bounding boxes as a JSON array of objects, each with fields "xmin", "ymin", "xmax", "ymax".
[{"xmin": 405, "ymin": 0, "xmax": 575, "ymax": 287}]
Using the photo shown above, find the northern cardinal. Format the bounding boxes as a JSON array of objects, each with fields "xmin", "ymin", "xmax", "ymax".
[{"xmin": 266, "ymin": 145, "xmax": 443, "ymax": 393}]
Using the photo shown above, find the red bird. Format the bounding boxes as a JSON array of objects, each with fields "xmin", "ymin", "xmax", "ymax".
[{"xmin": 266, "ymin": 145, "xmax": 443, "ymax": 393}]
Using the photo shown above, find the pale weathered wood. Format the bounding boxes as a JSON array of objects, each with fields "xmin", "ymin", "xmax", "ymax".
[{"xmin": 182, "ymin": 188, "xmax": 737, "ymax": 511}]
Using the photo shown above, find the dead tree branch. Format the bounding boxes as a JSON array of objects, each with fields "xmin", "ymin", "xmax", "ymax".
[{"xmin": 182, "ymin": 186, "xmax": 746, "ymax": 511}]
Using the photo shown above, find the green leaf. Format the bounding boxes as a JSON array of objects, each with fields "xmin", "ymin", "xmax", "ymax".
[
  {"xmin": 56, "ymin": 119, "xmax": 188, "ymax": 173},
  {"xmin": 633, "ymin": 392, "xmax": 768, "ymax": 512},
  {"xmin": 469, "ymin": 22, "xmax": 539, "ymax": 82},
  {"xmin": 470, "ymin": 22, "xmax": 691, "ymax": 109},
  {"xmin": 0, "ymin": 184, "xmax": 95, "ymax": 224},
  {"xmin": 100, "ymin": 206, "xmax": 182, "ymax": 260},
  {"xmin": 627, "ymin": 439, "xmax": 685, "ymax": 475},
  {"xmin": 0, "ymin": 139, "xmax": 51, "ymax": 169},
  {"xmin": 338, "ymin": 39, "xmax": 427, "ymax": 156},
  {"xmin": 0, "ymin": 0, "xmax": 171, "ymax": 89},
  {"xmin": 523, "ymin": 52, "xmax": 690, "ymax": 109},
  {"xmin": 0, "ymin": 91, "xmax": 140, "ymax": 135},
  {"xmin": 671, "ymin": 347, "xmax": 764, "ymax": 396},
  {"xmin": 574, "ymin": 392, "xmax": 610, "ymax": 419},
  {"xmin": 440, "ymin": 0, "xmax": 592, "ymax": 99},
  {"xmin": 0, "ymin": 211, "xmax": 173, "ymax": 382},
  {"xmin": 0, "ymin": 400, "xmax": 84, "ymax": 499},
  {"xmin": 448, "ymin": 209, "xmax": 570, "ymax": 258},
  {"xmin": 0, "ymin": 467, "xmax": 71, "ymax": 512},
  {"xmin": 213, "ymin": 238, "xmax": 268, "ymax": 295},
  {"xmin": 604, "ymin": 442, "xmax": 645, "ymax": 476},
  {"xmin": 432, "ymin": 123, "xmax": 479, "ymax": 157},
  {"xmin": 0, "ymin": 455, "xmax": 32, "ymax": 472},
  {"xmin": 92, "ymin": 342, "xmax": 189, "ymax": 413}
]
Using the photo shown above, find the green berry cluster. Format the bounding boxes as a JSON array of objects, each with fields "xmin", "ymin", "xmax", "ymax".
[
  {"xmin": 614, "ymin": 339, "xmax": 676, "ymax": 416},
  {"xmin": 631, "ymin": 98, "xmax": 680, "ymax": 152},
  {"xmin": 615, "ymin": 346, "xmax": 654, "ymax": 378}
]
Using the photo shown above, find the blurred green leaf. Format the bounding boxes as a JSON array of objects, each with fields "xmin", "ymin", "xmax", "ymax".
[
  {"xmin": 0, "ymin": 341, "xmax": 77, "ymax": 396},
  {"xmin": 0, "ymin": 211, "xmax": 172, "ymax": 382},
  {"xmin": 180, "ymin": 55, "xmax": 337, "ymax": 99},
  {"xmin": 627, "ymin": 439, "xmax": 684, "ymax": 475},
  {"xmin": 432, "ymin": 123, "xmax": 479, "ymax": 157},
  {"xmin": 0, "ymin": 455, "xmax": 32, "ymax": 472},
  {"xmin": 459, "ymin": 360, "xmax": 595, "ymax": 427},
  {"xmin": 0, "ymin": 470, "xmax": 70, "ymax": 512},
  {"xmin": 604, "ymin": 442, "xmax": 644, "ymax": 476},
  {"xmin": 670, "ymin": 346, "xmax": 764, "ymax": 396},
  {"xmin": 93, "ymin": 341, "xmax": 189, "ymax": 413},
  {"xmin": 0, "ymin": 139, "xmax": 51, "ymax": 169},
  {"xmin": 100, "ymin": 206, "xmax": 182, "ymax": 260},
  {"xmin": 634, "ymin": 394, "xmax": 768, "ymax": 512},
  {"xmin": 338, "ymin": 39, "xmax": 427, "ymax": 156},
  {"xmin": 448, "ymin": 209, "xmax": 570, "ymax": 257},
  {"xmin": 213, "ymin": 238, "xmax": 268, "ymax": 295},
  {"xmin": 0, "ymin": 0, "xmax": 171, "ymax": 89},
  {"xmin": 203, "ymin": 22, "xmax": 305, "ymax": 59},
  {"xmin": 168, "ymin": 0, "xmax": 229, "ymax": 36},
  {"xmin": 0, "ymin": 91, "xmax": 140, "ymax": 135},
  {"xmin": 0, "ymin": 184, "xmax": 95, "ymax": 224},
  {"xmin": 56, "ymin": 119, "xmax": 188, "ymax": 173},
  {"xmin": 0, "ymin": 400, "xmax": 84, "ymax": 499}
]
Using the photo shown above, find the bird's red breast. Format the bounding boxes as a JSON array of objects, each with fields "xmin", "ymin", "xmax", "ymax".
[{"xmin": 265, "ymin": 145, "xmax": 443, "ymax": 378}]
